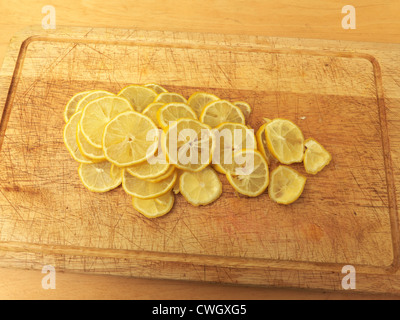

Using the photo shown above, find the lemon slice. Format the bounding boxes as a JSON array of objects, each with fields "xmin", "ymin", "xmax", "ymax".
[
  {"xmin": 117, "ymin": 85, "xmax": 157, "ymax": 112},
  {"xmin": 179, "ymin": 167, "xmax": 222, "ymax": 206},
  {"xmin": 268, "ymin": 165, "xmax": 306, "ymax": 204},
  {"xmin": 103, "ymin": 111, "xmax": 159, "ymax": 167},
  {"xmin": 162, "ymin": 118, "xmax": 215, "ymax": 172},
  {"xmin": 233, "ymin": 101, "xmax": 252, "ymax": 121},
  {"xmin": 156, "ymin": 102, "xmax": 197, "ymax": 129},
  {"xmin": 77, "ymin": 123, "xmax": 105, "ymax": 161},
  {"xmin": 255, "ymin": 121, "xmax": 274, "ymax": 164},
  {"xmin": 265, "ymin": 118, "xmax": 304, "ymax": 164},
  {"xmin": 303, "ymin": 138, "xmax": 332, "ymax": 174},
  {"xmin": 147, "ymin": 165, "xmax": 175, "ymax": 183},
  {"xmin": 63, "ymin": 111, "xmax": 92, "ymax": 164},
  {"xmin": 200, "ymin": 100, "xmax": 245, "ymax": 128},
  {"xmin": 63, "ymin": 90, "xmax": 92, "ymax": 123},
  {"xmin": 122, "ymin": 169, "xmax": 177, "ymax": 199},
  {"xmin": 75, "ymin": 90, "xmax": 115, "ymax": 113},
  {"xmin": 78, "ymin": 161, "xmax": 122, "ymax": 192},
  {"xmin": 187, "ymin": 92, "xmax": 219, "ymax": 117},
  {"xmin": 212, "ymin": 122, "xmax": 257, "ymax": 174},
  {"xmin": 80, "ymin": 96, "xmax": 133, "ymax": 148},
  {"xmin": 154, "ymin": 92, "xmax": 187, "ymax": 104},
  {"xmin": 144, "ymin": 83, "xmax": 168, "ymax": 94},
  {"xmin": 132, "ymin": 191, "xmax": 175, "ymax": 218},
  {"xmin": 226, "ymin": 149, "xmax": 269, "ymax": 197},
  {"xmin": 126, "ymin": 155, "xmax": 170, "ymax": 180},
  {"xmin": 142, "ymin": 102, "xmax": 165, "ymax": 127}
]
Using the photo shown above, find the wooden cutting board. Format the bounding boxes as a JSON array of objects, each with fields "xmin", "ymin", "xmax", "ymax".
[{"xmin": 0, "ymin": 26, "xmax": 400, "ymax": 294}]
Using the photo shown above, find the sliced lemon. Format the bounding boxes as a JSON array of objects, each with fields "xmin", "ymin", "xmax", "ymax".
[
  {"xmin": 63, "ymin": 90, "xmax": 92, "ymax": 123},
  {"xmin": 117, "ymin": 85, "xmax": 157, "ymax": 112},
  {"xmin": 268, "ymin": 165, "xmax": 306, "ymax": 204},
  {"xmin": 132, "ymin": 191, "xmax": 175, "ymax": 219},
  {"xmin": 75, "ymin": 90, "xmax": 115, "ymax": 113},
  {"xmin": 147, "ymin": 165, "xmax": 175, "ymax": 183},
  {"xmin": 122, "ymin": 169, "xmax": 177, "ymax": 199},
  {"xmin": 187, "ymin": 92, "xmax": 219, "ymax": 117},
  {"xmin": 255, "ymin": 121, "xmax": 274, "ymax": 164},
  {"xmin": 212, "ymin": 122, "xmax": 257, "ymax": 174},
  {"xmin": 144, "ymin": 83, "xmax": 168, "ymax": 94},
  {"xmin": 154, "ymin": 92, "xmax": 187, "ymax": 104},
  {"xmin": 156, "ymin": 102, "xmax": 197, "ymax": 129},
  {"xmin": 172, "ymin": 169, "xmax": 183, "ymax": 194},
  {"xmin": 179, "ymin": 167, "xmax": 222, "ymax": 206},
  {"xmin": 78, "ymin": 161, "xmax": 122, "ymax": 192},
  {"xmin": 200, "ymin": 100, "xmax": 245, "ymax": 128},
  {"xmin": 126, "ymin": 155, "xmax": 170, "ymax": 180},
  {"xmin": 77, "ymin": 123, "xmax": 105, "ymax": 161},
  {"xmin": 103, "ymin": 111, "xmax": 159, "ymax": 167},
  {"xmin": 80, "ymin": 96, "xmax": 133, "ymax": 148},
  {"xmin": 162, "ymin": 118, "xmax": 214, "ymax": 172},
  {"xmin": 142, "ymin": 102, "xmax": 165, "ymax": 127},
  {"xmin": 63, "ymin": 111, "xmax": 92, "ymax": 163},
  {"xmin": 233, "ymin": 101, "xmax": 252, "ymax": 121},
  {"xmin": 265, "ymin": 118, "xmax": 304, "ymax": 164},
  {"xmin": 226, "ymin": 149, "xmax": 269, "ymax": 197},
  {"xmin": 110, "ymin": 163, "xmax": 122, "ymax": 179},
  {"xmin": 303, "ymin": 138, "xmax": 332, "ymax": 174}
]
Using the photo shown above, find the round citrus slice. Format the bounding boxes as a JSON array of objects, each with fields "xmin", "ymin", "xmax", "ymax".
[
  {"xmin": 156, "ymin": 102, "xmax": 197, "ymax": 129},
  {"xmin": 142, "ymin": 102, "xmax": 165, "ymax": 127},
  {"xmin": 147, "ymin": 165, "xmax": 175, "ymax": 183},
  {"xmin": 154, "ymin": 92, "xmax": 187, "ymax": 104},
  {"xmin": 126, "ymin": 155, "xmax": 170, "ymax": 180},
  {"xmin": 233, "ymin": 101, "xmax": 252, "ymax": 121},
  {"xmin": 265, "ymin": 118, "xmax": 304, "ymax": 164},
  {"xmin": 268, "ymin": 165, "xmax": 306, "ymax": 204},
  {"xmin": 122, "ymin": 169, "xmax": 177, "ymax": 199},
  {"xmin": 132, "ymin": 191, "xmax": 175, "ymax": 219},
  {"xmin": 162, "ymin": 118, "xmax": 215, "ymax": 172},
  {"xmin": 75, "ymin": 90, "xmax": 115, "ymax": 113},
  {"xmin": 78, "ymin": 161, "xmax": 122, "ymax": 192},
  {"xmin": 255, "ymin": 121, "xmax": 274, "ymax": 165},
  {"xmin": 63, "ymin": 90, "xmax": 92, "ymax": 123},
  {"xmin": 103, "ymin": 111, "xmax": 159, "ymax": 167},
  {"xmin": 200, "ymin": 100, "xmax": 245, "ymax": 128},
  {"xmin": 179, "ymin": 167, "xmax": 222, "ymax": 206},
  {"xmin": 77, "ymin": 123, "xmax": 105, "ymax": 161},
  {"xmin": 303, "ymin": 138, "xmax": 332, "ymax": 174},
  {"xmin": 117, "ymin": 85, "xmax": 157, "ymax": 112},
  {"xmin": 63, "ymin": 111, "xmax": 92, "ymax": 164},
  {"xmin": 212, "ymin": 122, "xmax": 257, "ymax": 174},
  {"xmin": 144, "ymin": 83, "xmax": 168, "ymax": 94},
  {"xmin": 187, "ymin": 92, "xmax": 219, "ymax": 117},
  {"xmin": 226, "ymin": 149, "xmax": 269, "ymax": 197},
  {"xmin": 80, "ymin": 96, "xmax": 133, "ymax": 148}
]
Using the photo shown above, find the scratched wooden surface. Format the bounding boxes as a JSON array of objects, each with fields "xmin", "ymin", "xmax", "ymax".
[{"xmin": 0, "ymin": 26, "xmax": 399, "ymax": 295}]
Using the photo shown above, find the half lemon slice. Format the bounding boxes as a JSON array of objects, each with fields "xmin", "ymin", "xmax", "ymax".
[
  {"xmin": 303, "ymin": 138, "xmax": 332, "ymax": 174},
  {"xmin": 265, "ymin": 118, "xmax": 304, "ymax": 164}
]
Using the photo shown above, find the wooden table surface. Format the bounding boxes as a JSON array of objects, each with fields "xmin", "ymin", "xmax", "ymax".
[{"xmin": 1, "ymin": 0, "xmax": 400, "ymax": 300}]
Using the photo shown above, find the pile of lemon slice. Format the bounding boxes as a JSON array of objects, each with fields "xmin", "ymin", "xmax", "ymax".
[{"xmin": 63, "ymin": 84, "xmax": 332, "ymax": 218}]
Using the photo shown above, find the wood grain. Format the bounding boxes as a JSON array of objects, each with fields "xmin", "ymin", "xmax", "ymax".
[
  {"xmin": 0, "ymin": 26, "xmax": 400, "ymax": 295},
  {"xmin": 1, "ymin": 0, "xmax": 400, "ymax": 299}
]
